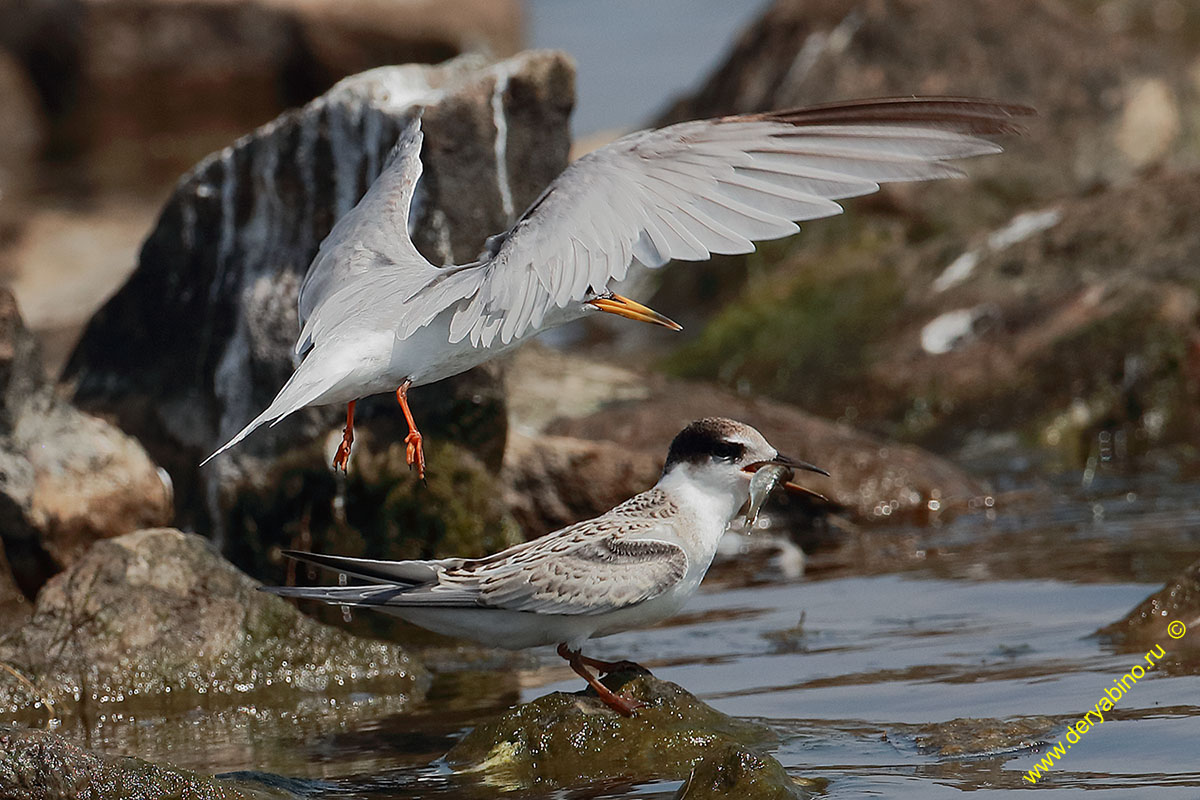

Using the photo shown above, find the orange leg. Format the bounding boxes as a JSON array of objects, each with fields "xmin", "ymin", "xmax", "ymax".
[
  {"xmin": 557, "ymin": 643, "xmax": 646, "ymax": 716},
  {"xmin": 396, "ymin": 381, "xmax": 425, "ymax": 479},
  {"xmin": 332, "ymin": 400, "xmax": 355, "ymax": 472},
  {"xmin": 579, "ymin": 653, "xmax": 648, "ymax": 675}
]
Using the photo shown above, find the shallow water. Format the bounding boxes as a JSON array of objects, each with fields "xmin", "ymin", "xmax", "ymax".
[{"xmin": 40, "ymin": 471, "xmax": 1200, "ymax": 797}]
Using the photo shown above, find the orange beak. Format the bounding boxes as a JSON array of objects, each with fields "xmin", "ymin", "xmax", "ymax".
[{"xmin": 587, "ymin": 293, "xmax": 682, "ymax": 331}]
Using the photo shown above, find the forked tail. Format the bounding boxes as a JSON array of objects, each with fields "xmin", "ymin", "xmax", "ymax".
[{"xmin": 200, "ymin": 355, "xmax": 353, "ymax": 465}]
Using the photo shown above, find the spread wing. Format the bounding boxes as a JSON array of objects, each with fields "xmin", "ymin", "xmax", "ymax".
[
  {"xmin": 438, "ymin": 97, "xmax": 1030, "ymax": 347},
  {"xmin": 294, "ymin": 113, "xmax": 442, "ymax": 355}
]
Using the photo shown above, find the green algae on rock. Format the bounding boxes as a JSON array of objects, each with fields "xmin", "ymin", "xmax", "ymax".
[
  {"xmin": 0, "ymin": 725, "xmax": 291, "ymax": 800},
  {"xmin": 676, "ymin": 741, "xmax": 821, "ymax": 800},
  {"xmin": 446, "ymin": 671, "xmax": 810, "ymax": 797},
  {"xmin": 0, "ymin": 529, "xmax": 427, "ymax": 723}
]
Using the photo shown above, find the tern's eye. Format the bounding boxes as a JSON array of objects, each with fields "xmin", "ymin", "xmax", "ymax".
[{"xmin": 710, "ymin": 441, "xmax": 744, "ymax": 462}]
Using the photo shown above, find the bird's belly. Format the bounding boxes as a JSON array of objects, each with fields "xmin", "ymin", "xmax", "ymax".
[
  {"xmin": 395, "ymin": 309, "xmax": 532, "ymax": 387},
  {"xmin": 383, "ymin": 606, "xmax": 599, "ymax": 650}
]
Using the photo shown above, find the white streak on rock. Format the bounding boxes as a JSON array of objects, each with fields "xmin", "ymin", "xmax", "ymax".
[
  {"xmin": 934, "ymin": 207, "xmax": 1061, "ymax": 292},
  {"xmin": 213, "ymin": 148, "xmax": 237, "ymax": 301},
  {"xmin": 933, "ymin": 250, "xmax": 979, "ymax": 292},
  {"xmin": 921, "ymin": 307, "xmax": 984, "ymax": 355},
  {"xmin": 491, "ymin": 64, "xmax": 516, "ymax": 220},
  {"xmin": 987, "ymin": 208, "xmax": 1062, "ymax": 251}
]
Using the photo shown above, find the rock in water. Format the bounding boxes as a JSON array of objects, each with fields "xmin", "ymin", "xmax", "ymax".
[
  {"xmin": 0, "ymin": 289, "xmax": 172, "ymax": 595},
  {"xmin": 63, "ymin": 52, "xmax": 574, "ymax": 561},
  {"xmin": 0, "ymin": 528, "xmax": 427, "ymax": 723},
  {"xmin": 0, "ymin": 726, "xmax": 291, "ymax": 800},
  {"xmin": 446, "ymin": 671, "xmax": 815, "ymax": 798},
  {"xmin": 1100, "ymin": 557, "xmax": 1200, "ymax": 652}
]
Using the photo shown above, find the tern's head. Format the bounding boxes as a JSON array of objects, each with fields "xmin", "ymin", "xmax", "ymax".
[{"xmin": 660, "ymin": 418, "xmax": 827, "ymax": 510}]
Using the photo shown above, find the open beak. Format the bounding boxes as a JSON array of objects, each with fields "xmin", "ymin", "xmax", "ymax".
[
  {"xmin": 744, "ymin": 454, "xmax": 831, "ymax": 502},
  {"xmin": 587, "ymin": 293, "xmax": 682, "ymax": 331}
]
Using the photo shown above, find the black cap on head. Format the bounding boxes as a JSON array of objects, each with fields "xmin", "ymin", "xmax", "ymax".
[{"xmin": 663, "ymin": 417, "xmax": 748, "ymax": 472}]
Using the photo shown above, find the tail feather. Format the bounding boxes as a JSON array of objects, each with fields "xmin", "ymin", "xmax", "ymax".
[
  {"xmin": 262, "ymin": 584, "xmax": 410, "ymax": 606},
  {"xmin": 200, "ymin": 354, "xmax": 354, "ymax": 466},
  {"xmin": 281, "ymin": 549, "xmax": 464, "ymax": 585}
]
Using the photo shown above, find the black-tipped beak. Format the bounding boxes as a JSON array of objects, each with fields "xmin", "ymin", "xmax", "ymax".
[
  {"xmin": 743, "ymin": 455, "xmax": 829, "ymax": 477},
  {"xmin": 743, "ymin": 455, "xmax": 831, "ymax": 503},
  {"xmin": 586, "ymin": 293, "xmax": 683, "ymax": 331}
]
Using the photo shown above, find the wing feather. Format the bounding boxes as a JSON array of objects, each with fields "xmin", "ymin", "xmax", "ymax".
[{"xmin": 445, "ymin": 97, "xmax": 1030, "ymax": 347}]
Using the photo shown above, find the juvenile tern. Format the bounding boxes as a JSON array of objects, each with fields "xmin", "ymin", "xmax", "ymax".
[
  {"xmin": 267, "ymin": 417, "xmax": 826, "ymax": 714},
  {"xmin": 204, "ymin": 98, "xmax": 1029, "ymax": 476}
]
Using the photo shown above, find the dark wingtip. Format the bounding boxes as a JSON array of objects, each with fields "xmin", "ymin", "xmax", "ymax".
[{"xmin": 732, "ymin": 97, "xmax": 1036, "ymax": 136}]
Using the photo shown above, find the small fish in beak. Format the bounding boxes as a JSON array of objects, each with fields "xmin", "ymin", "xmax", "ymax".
[{"xmin": 742, "ymin": 456, "xmax": 829, "ymax": 528}]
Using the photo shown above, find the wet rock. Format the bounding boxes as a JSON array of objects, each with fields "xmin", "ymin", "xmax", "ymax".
[
  {"xmin": 0, "ymin": 0, "xmax": 522, "ymax": 193},
  {"xmin": 0, "ymin": 725, "xmax": 290, "ymax": 800},
  {"xmin": 446, "ymin": 671, "xmax": 810, "ymax": 797},
  {"xmin": 64, "ymin": 52, "xmax": 574, "ymax": 556},
  {"xmin": 0, "ymin": 290, "xmax": 171, "ymax": 593},
  {"xmin": 1099, "ymin": 557, "xmax": 1200, "ymax": 650},
  {"xmin": 910, "ymin": 716, "xmax": 1057, "ymax": 757},
  {"xmin": 667, "ymin": 170, "xmax": 1200, "ymax": 466},
  {"xmin": 0, "ymin": 528, "xmax": 427, "ymax": 722},
  {"xmin": 676, "ymin": 741, "xmax": 818, "ymax": 799}
]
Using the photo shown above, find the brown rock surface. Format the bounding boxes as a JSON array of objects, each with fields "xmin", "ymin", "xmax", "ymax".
[
  {"xmin": 0, "ymin": 290, "xmax": 171, "ymax": 593},
  {"xmin": 504, "ymin": 346, "xmax": 981, "ymax": 532},
  {"xmin": 1100, "ymin": 556, "xmax": 1200, "ymax": 651},
  {"xmin": 668, "ymin": 169, "xmax": 1200, "ymax": 462}
]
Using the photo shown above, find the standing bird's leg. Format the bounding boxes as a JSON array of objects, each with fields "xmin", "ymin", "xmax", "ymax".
[
  {"xmin": 396, "ymin": 381, "xmax": 425, "ymax": 479},
  {"xmin": 557, "ymin": 643, "xmax": 646, "ymax": 716},
  {"xmin": 333, "ymin": 401, "xmax": 356, "ymax": 472}
]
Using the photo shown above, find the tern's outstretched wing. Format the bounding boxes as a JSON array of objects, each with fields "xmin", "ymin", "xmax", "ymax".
[
  {"xmin": 434, "ymin": 97, "xmax": 1030, "ymax": 348},
  {"xmin": 294, "ymin": 114, "xmax": 440, "ymax": 355}
]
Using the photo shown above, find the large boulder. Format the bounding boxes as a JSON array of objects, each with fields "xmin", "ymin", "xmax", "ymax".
[
  {"xmin": 64, "ymin": 52, "xmax": 574, "ymax": 569},
  {"xmin": 446, "ymin": 670, "xmax": 815, "ymax": 798},
  {"xmin": 0, "ymin": 0, "xmax": 522, "ymax": 194},
  {"xmin": 0, "ymin": 289, "xmax": 171, "ymax": 594},
  {"xmin": 644, "ymin": 0, "xmax": 1200, "ymax": 341},
  {"xmin": 0, "ymin": 528, "xmax": 427, "ymax": 725},
  {"xmin": 666, "ymin": 170, "xmax": 1200, "ymax": 464},
  {"xmin": 0, "ymin": 725, "xmax": 290, "ymax": 800},
  {"xmin": 661, "ymin": 0, "xmax": 1199, "ymax": 195}
]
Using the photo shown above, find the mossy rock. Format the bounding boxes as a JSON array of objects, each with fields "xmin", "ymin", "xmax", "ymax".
[
  {"xmin": 0, "ymin": 529, "xmax": 427, "ymax": 723},
  {"xmin": 225, "ymin": 431, "xmax": 522, "ymax": 586},
  {"xmin": 0, "ymin": 725, "xmax": 290, "ymax": 800},
  {"xmin": 446, "ymin": 671, "xmax": 812, "ymax": 797}
]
